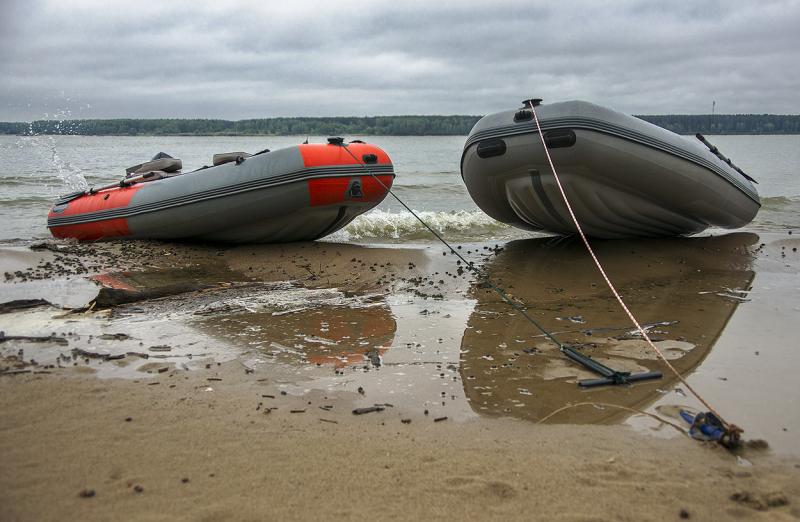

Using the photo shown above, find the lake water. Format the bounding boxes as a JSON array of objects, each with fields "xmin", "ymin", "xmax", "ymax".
[{"xmin": 0, "ymin": 134, "xmax": 798, "ymax": 243}]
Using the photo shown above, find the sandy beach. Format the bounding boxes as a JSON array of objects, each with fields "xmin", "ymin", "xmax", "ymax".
[{"xmin": 1, "ymin": 233, "xmax": 799, "ymax": 520}]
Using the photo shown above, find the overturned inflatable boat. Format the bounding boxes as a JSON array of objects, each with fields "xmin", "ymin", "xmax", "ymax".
[
  {"xmin": 48, "ymin": 139, "xmax": 394, "ymax": 243},
  {"xmin": 461, "ymin": 100, "xmax": 760, "ymax": 238}
]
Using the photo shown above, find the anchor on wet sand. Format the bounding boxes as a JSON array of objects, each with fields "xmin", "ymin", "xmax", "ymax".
[{"xmin": 560, "ymin": 345, "xmax": 663, "ymax": 388}]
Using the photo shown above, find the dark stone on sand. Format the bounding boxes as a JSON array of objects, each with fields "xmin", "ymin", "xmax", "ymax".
[
  {"xmin": 78, "ymin": 489, "xmax": 95, "ymax": 498},
  {"xmin": 352, "ymin": 406, "xmax": 384, "ymax": 415},
  {"xmin": 182, "ymin": 478, "xmax": 190, "ymax": 483},
  {"xmin": 133, "ymin": 484, "xmax": 144, "ymax": 493},
  {"xmin": 434, "ymin": 416, "xmax": 448, "ymax": 422},
  {"xmin": 125, "ymin": 417, "xmax": 132, "ymax": 422},
  {"xmin": 1, "ymin": 332, "xmax": 69, "ymax": 346},
  {"xmin": 98, "ymin": 333, "xmax": 132, "ymax": 341},
  {"xmin": 679, "ymin": 508, "xmax": 690, "ymax": 518}
]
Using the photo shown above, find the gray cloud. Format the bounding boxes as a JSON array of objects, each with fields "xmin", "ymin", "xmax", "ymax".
[{"xmin": 1, "ymin": 0, "xmax": 798, "ymax": 120}]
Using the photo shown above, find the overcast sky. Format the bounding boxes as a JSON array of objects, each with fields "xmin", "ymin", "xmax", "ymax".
[{"xmin": 1, "ymin": 0, "xmax": 798, "ymax": 120}]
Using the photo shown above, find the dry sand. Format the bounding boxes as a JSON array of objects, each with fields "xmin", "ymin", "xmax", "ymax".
[
  {"xmin": 1, "ymin": 363, "xmax": 798, "ymax": 522},
  {"xmin": 1, "ymin": 234, "xmax": 799, "ymax": 521}
]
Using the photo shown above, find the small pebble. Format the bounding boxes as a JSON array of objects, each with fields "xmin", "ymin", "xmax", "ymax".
[
  {"xmin": 133, "ymin": 484, "xmax": 144, "ymax": 493},
  {"xmin": 679, "ymin": 508, "xmax": 690, "ymax": 519},
  {"xmin": 78, "ymin": 489, "xmax": 95, "ymax": 498}
]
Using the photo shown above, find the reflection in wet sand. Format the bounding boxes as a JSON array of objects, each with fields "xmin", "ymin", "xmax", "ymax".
[
  {"xmin": 198, "ymin": 303, "xmax": 396, "ymax": 368},
  {"xmin": 460, "ymin": 233, "xmax": 757, "ymax": 424}
]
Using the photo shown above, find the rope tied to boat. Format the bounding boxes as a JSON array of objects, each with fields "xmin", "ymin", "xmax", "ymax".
[
  {"xmin": 526, "ymin": 101, "xmax": 742, "ymax": 448},
  {"xmin": 336, "ymin": 136, "xmax": 740, "ymax": 448}
]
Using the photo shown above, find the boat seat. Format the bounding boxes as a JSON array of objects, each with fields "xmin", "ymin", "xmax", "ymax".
[
  {"xmin": 126, "ymin": 152, "xmax": 182, "ymax": 177},
  {"xmin": 213, "ymin": 152, "xmax": 252, "ymax": 166}
]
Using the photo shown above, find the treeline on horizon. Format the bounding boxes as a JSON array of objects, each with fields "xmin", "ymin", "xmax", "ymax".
[{"xmin": 1, "ymin": 114, "xmax": 799, "ymax": 136}]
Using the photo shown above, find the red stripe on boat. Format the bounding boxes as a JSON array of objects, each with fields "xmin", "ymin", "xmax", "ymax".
[
  {"xmin": 50, "ymin": 218, "xmax": 131, "ymax": 241},
  {"xmin": 298, "ymin": 143, "xmax": 391, "ymax": 167},
  {"xmin": 308, "ymin": 175, "xmax": 393, "ymax": 207}
]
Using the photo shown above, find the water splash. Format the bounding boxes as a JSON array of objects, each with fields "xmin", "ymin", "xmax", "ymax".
[{"xmin": 15, "ymin": 109, "xmax": 88, "ymax": 193}]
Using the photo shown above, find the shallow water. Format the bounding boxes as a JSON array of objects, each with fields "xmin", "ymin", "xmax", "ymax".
[{"xmin": 0, "ymin": 134, "xmax": 798, "ymax": 242}]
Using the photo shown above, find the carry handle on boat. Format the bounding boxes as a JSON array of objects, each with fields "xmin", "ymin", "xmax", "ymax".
[
  {"xmin": 560, "ymin": 345, "xmax": 662, "ymax": 388},
  {"xmin": 695, "ymin": 133, "xmax": 757, "ymax": 183}
]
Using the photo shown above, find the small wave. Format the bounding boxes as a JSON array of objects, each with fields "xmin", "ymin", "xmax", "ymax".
[
  {"xmin": 761, "ymin": 195, "xmax": 800, "ymax": 209},
  {"xmin": 0, "ymin": 195, "xmax": 54, "ymax": 205},
  {"xmin": 329, "ymin": 209, "xmax": 513, "ymax": 242}
]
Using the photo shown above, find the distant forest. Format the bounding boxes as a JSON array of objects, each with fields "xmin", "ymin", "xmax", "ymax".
[{"xmin": 1, "ymin": 114, "xmax": 799, "ymax": 136}]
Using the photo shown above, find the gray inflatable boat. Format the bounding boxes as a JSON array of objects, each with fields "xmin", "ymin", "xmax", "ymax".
[
  {"xmin": 461, "ymin": 100, "xmax": 760, "ymax": 238},
  {"xmin": 48, "ymin": 139, "xmax": 394, "ymax": 243}
]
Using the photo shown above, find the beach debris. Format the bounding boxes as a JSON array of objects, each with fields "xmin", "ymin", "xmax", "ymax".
[
  {"xmin": 148, "ymin": 345, "xmax": 172, "ymax": 352},
  {"xmin": 730, "ymin": 491, "xmax": 789, "ymax": 511},
  {"xmin": 98, "ymin": 333, "xmax": 132, "ymax": 341},
  {"xmin": 182, "ymin": 478, "xmax": 190, "ymax": 483},
  {"xmin": 72, "ymin": 347, "xmax": 124, "ymax": 360},
  {"xmin": 744, "ymin": 439, "xmax": 770, "ymax": 450},
  {"xmin": 78, "ymin": 488, "xmax": 96, "ymax": 498},
  {"xmin": 352, "ymin": 406, "xmax": 384, "ymax": 415},
  {"xmin": 319, "ymin": 418, "xmax": 338, "ymax": 424},
  {"xmin": 290, "ymin": 409, "xmax": 306, "ymax": 414},
  {"xmin": 556, "ymin": 315, "xmax": 586, "ymax": 324},
  {"xmin": 716, "ymin": 292, "xmax": 751, "ymax": 302},
  {"xmin": 434, "ymin": 416, "xmax": 448, "ymax": 422},
  {"xmin": 133, "ymin": 484, "xmax": 144, "ymax": 493},
  {"xmin": 401, "ymin": 419, "xmax": 412, "ymax": 424},
  {"xmin": 0, "ymin": 369, "xmax": 34, "ymax": 376},
  {"xmin": 679, "ymin": 508, "xmax": 690, "ymax": 519},
  {"xmin": 0, "ymin": 299, "xmax": 52, "ymax": 314},
  {"xmin": 0, "ymin": 332, "xmax": 69, "ymax": 346}
]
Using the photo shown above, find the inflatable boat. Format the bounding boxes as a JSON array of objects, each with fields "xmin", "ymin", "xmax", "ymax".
[
  {"xmin": 48, "ymin": 139, "xmax": 394, "ymax": 243},
  {"xmin": 461, "ymin": 100, "xmax": 760, "ymax": 238}
]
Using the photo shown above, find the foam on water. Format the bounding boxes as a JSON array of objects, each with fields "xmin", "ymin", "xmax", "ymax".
[{"xmin": 328, "ymin": 209, "xmax": 518, "ymax": 242}]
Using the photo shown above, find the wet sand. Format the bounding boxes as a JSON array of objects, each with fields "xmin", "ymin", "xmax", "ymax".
[{"xmin": 1, "ymin": 233, "xmax": 799, "ymax": 520}]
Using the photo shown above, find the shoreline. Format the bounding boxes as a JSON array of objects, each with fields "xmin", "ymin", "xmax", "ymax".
[{"xmin": 1, "ymin": 232, "xmax": 799, "ymax": 519}]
